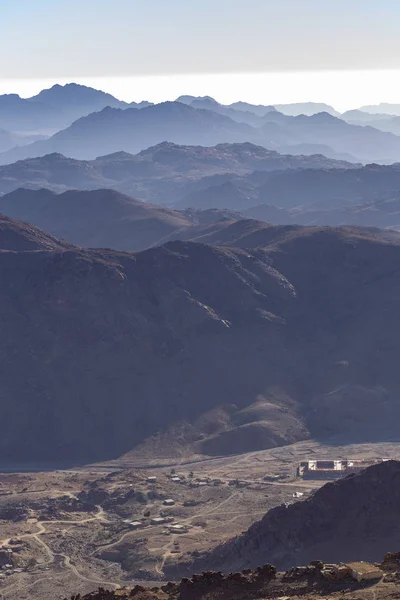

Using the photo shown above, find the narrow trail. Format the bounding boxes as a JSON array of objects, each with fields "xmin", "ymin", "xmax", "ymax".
[{"xmin": 92, "ymin": 530, "xmax": 136, "ymax": 555}]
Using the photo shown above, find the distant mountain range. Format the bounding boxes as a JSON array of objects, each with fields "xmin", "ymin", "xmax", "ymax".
[
  {"xmin": 0, "ymin": 83, "xmax": 152, "ymax": 134},
  {"xmin": 0, "ymin": 142, "xmax": 353, "ymax": 200},
  {"xmin": 4, "ymin": 83, "xmax": 400, "ymax": 164},
  {"xmin": 175, "ymin": 95, "xmax": 276, "ymax": 126},
  {"xmin": 341, "ymin": 109, "xmax": 394, "ymax": 123},
  {"xmin": 5, "ymin": 144, "xmax": 400, "ymax": 232},
  {"xmin": 358, "ymin": 103, "xmax": 400, "ymax": 115},
  {"xmin": 5, "ymin": 145, "xmax": 400, "ymax": 233},
  {"xmin": 3, "ymin": 101, "xmax": 400, "ymax": 164},
  {"xmin": 340, "ymin": 110, "xmax": 400, "ymax": 137},
  {"xmin": 178, "ymin": 97, "xmax": 341, "ymax": 118},
  {"xmin": 2, "ymin": 216, "xmax": 400, "ymax": 464},
  {"xmin": 274, "ymin": 102, "xmax": 340, "ymax": 117},
  {"xmin": 0, "ymin": 102, "xmax": 256, "ymax": 163}
]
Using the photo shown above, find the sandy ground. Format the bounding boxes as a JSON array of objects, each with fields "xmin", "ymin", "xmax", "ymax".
[{"xmin": 0, "ymin": 439, "xmax": 399, "ymax": 599}]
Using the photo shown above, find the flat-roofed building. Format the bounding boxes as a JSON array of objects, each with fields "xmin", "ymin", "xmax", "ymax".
[{"xmin": 346, "ymin": 562, "xmax": 383, "ymax": 582}]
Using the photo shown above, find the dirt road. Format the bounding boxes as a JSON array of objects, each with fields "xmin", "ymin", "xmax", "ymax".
[{"xmin": 0, "ymin": 505, "xmax": 122, "ymax": 596}]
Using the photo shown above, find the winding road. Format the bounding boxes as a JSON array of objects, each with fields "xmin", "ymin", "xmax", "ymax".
[{"xmin": 0, "ymin": 505, "xmax": 122, "ymax": 595}]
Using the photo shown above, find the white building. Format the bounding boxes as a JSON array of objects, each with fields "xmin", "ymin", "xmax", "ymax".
[
  {"xmin": 346, "ymin": 562, "xmax": 383, "ymax": 582},
  {"xmin": 129, "ymin": 521, "xmax": 144, "ymax": 529}
]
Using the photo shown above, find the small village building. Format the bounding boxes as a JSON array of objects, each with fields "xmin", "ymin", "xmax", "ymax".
[
  {"xmin": 346, "ymin": 562, "xmax": 383, "ymax": 582},
  {"xmin": 264, "ymin": 474, "xmax": 281, "ymax": 482},
  {"xmin": 171, "ymin": 477, "xmax": 181, "ymax": 483},
  {"xmin": 129, "ymin": 521, "xmax": 144, "ymax": 529},
  {"xmin": 147, "ymin": 476, "xmax": 157, "ymax": 483},
  {"xmin": 169, "ymin": 524, "xmax": 189, "ymax": 534},
  {"xmin": 163, "ymin": 499, "xmax": 175, "ymax": 506},
  {"xmin": 151, "ymin": 517, "xmax": 168, "ymax": 525},
  {"xmin": 151, "ymin": 516, "xmax": 174, "ymax": 525}
]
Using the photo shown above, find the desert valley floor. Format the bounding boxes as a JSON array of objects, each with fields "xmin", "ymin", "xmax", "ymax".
[{"xmin": 1, "ymin": 439, "xmax": 400, "ymax": 600}]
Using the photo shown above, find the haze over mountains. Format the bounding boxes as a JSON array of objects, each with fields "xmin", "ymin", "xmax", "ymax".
[
  {"xmin": 2, "ymin": 81, "xmax": 400, "ymax": 464},
  {"xmin": 177, "ymin": 161, "xmax": 400, "ymax": 214},
  {"xmin": 0, "ymin": 142, "xmax": 354, "ymax": 199},
  {"xmin": 0, "ymin": 129, "xmax": 48, "ymax": 153},
  {"xmin": 0, "ymin": 83, "xmax": 153, "ymax": 134},
  {"xmin": 274, "ymin": 102, "xmax": 340, "ymax": 117},
  {"xmin": 3, "ymin": 102, "xmax": 400, "ymax": 165},
  {"xmin": 5, "ymin": 83, "xmax": 400, "ymax": 165},
  {"xmin": 5, "ymin": 144, "xmax": 400, "ymax": 233},
  {"xmin": 0, "ymin": 188, "xmax": 244, "ymax": 251}
]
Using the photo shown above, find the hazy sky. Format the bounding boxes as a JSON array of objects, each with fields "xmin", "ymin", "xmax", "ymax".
[{"xmin": 1, "ymin": 0, "xmax": 400, "ymax": 110}]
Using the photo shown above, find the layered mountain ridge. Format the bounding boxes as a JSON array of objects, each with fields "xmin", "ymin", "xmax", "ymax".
[{"xmin": 3, "ymin": 101, "xmax": 400, "ymax": 165}]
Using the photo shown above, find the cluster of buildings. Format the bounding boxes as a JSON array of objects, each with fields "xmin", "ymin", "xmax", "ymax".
[
  {"xmin": 287, "ymin": 560, "xmax": 383, "ymax": 583},
  {"xmin": 123, "ymin": 516, "xmax": 189, "ymax": 534},
  {"xmin": 297, "ymin": 458, "xmax": 389, "ymax": 480},
  {"xmin": 317, "ymin": 561, "xmax": 383, "ymax": 582}
]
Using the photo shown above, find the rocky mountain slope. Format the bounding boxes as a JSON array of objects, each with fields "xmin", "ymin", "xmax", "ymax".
[
  {"xmin": 0, "ymin": 188, "xmax": 241, "ymax": 251},
  {"xmin": 0, "ymin": 213, "xmax": 71, "ymax": 251},
  {"xmin": 64, "ymin": 554, "xmax": 400, "ymax": 600},
  {"xmin": 171, "ymin": 461, "xmax": 400, "ymax": 575},
  {"xmin": 1, "ymin": 220, "xmax": 400, "ymax": 464},
  {"xmin": 61, "ymin": 571, "xmax": 400, "ymax": 600}
]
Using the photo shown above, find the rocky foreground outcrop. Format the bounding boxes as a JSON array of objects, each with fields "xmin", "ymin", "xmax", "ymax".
[{"xmin": 66, "ymin": 553, "xmax": 400, "ymax": 600}]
